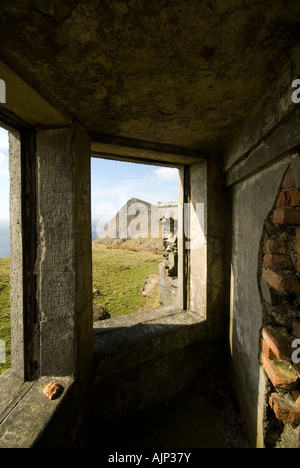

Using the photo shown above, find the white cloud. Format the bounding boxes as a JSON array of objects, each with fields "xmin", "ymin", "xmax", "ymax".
[
  {"xmin": 153, "ymin": 167, "xmax": 178, "ymax": 181},
  {"xmin": 0, "ymin": 152, "xmax": 7, "ymax": 166},
  {"xmin": 90, "ymin": 161, "xmax": 179, "ymax": 227},
  {"xmin": 0, "ymin": 150, "xmax": 9, "ymax": 177},
  {"xmin": 0, "ymin": 128, "xmax": 8, "ymax": 151},
  {"xmin": 92, "ymin": 201, "xmax": 118, "ymax": 222}
]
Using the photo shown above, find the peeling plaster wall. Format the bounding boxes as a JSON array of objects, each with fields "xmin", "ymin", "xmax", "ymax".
[
  {"xmin": 230, "ymin": 158, "xmax": 291, "ymax": 446},
  {"xmin": 227, "ymin": 62, "xmax": 300, "ymax": 446}
]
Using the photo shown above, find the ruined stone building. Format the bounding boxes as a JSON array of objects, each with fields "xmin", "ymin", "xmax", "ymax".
[{"xmin": 0, "ymin": 0, "xmax": 300, "ymax": 448}]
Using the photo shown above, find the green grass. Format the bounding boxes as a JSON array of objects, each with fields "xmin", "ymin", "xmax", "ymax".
[
  {"xmin": 0, "ymin": 245, "xmax": 161, "ymax": 375},
  {"xmin": 0, "ymin": 257, "xmax": 11, "ymax": 376},
  {"xmin": 92, "ymin": 244, "xmax": 161, "ymax": 318}
]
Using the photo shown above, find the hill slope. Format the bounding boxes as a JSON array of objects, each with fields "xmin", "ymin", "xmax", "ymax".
[
  {"xmin": 92, "ymin": 244, "xmax": 161, "ymax": 318},
  {"xmin": 94, "ymin": 198, "xmax": 163, "ymax": 252}
]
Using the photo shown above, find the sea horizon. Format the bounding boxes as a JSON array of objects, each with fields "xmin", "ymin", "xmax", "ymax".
[
  {"xmin": 0, "ymin": 221, "xmax": 10, "ymax": 258},
  {"xmin": 0, "ymin": 221, "xmax": 99, "ymax": 258}
]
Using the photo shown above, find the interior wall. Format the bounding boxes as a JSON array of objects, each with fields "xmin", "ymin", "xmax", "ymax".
[
  {"xmin": 226, "ymin": 51, "xmax": 300, "ymax": 446},
  {"xmin": 229, "ymin": 158, "xmax": 292, "ymax": 446},
  {"xmin": 188, "ymin": 161, "xmax": 207, "ymax": 317}
]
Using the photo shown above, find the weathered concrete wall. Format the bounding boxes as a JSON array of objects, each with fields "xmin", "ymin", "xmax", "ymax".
[
  {"xmin": 226, "ymin": 60, "xmax": 300, "ymax": 446},
  {"xmin": 188, "ymin": 161, "xmax": 207, "ymax": 318},
  {"xmin": 206, "ymin": 155, "xmax": 229, "ymax": 341},
  {"xmin": 230, "ymin": 158, "xmax": 291, "ymax": 446},
  {"xmin": 1, "ymin": 122, "xmax": 95, "ymax": 448},
  {"xmin": 2, "ymin": 1, "xmax": 300, "ymax": 156},
  {"xmin": 224, "ymin": 43, "xmax": 300, "ymax": 172},
  {"xmin": 36, "ymin": 127, "xmax": 76, "ymax": 376},
  {"xmin": 92, "ymin": 308, "xmax": 218, "ymax": 422},
  {"xmin": 9, "ymin": 130, "xmax": 24, "ymax": 379},
  {"xmin": 35, "ymin": 124, "xmax": 93, "ymax": 378}
]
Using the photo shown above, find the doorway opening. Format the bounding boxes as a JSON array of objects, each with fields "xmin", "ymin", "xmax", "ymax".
[{"xmin": 91, "ymin": 158, "xmax": 179, "ymax": 322}]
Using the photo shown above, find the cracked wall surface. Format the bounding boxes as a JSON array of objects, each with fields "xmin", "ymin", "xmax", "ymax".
[{"xmin": 1, "ymin": 0, "xmax": 300, "ymax": 154}]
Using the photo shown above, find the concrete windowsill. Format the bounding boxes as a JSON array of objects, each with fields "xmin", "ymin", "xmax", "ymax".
[
  {"xmin": 0, "ymin": 370, "xmax": 74, "ymax": 448},
  {"xmin": 93, "ymin": 306, "xmax": 207, "ymax": 373}
]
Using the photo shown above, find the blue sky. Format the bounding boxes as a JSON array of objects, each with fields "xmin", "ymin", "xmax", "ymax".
[
  {"xmin": 0, "ymin": 127, "xmax": 179, "ymax": 229},
  {"xmin": 91, "ymin": 158, "xmax": 178, "ymax": 234}
]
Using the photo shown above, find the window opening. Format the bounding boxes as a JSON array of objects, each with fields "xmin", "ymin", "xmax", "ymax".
[
  {"xmin": 91, "ymin": 158, "xmax": 179, "ymax": 321},
  {"xmin": 0, "ymin": 126, "xmax": 10, "ymax": 375}
]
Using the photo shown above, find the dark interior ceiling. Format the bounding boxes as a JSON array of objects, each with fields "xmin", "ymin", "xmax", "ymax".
[{"xmin": 0, "ymin": 0, "xmax": 300, "ymax": 155}]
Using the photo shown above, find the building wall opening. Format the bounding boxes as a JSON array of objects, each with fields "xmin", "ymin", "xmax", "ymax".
[
  {"xmin": 91, "ymin": 158, "xmax": 179, "ymax": 321},
  {"xmin": 0, "ymin": 126, "xmax": 10, "ymax": 375}
]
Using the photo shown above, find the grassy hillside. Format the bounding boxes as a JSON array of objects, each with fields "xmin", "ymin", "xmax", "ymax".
[
  {"xmin": 92, "ymin": 244, "xmax": 161, "ymax": 318},
  {"xmin": 0, "ymin": 245, "xmax": 161, "ymax": 375},
  {"xmin": 0, "ymin": 257, "xmax": 10, "ymax": 376}
]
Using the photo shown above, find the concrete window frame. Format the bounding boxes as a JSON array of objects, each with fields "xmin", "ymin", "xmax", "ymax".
[
  {"xmin": 0, "ymin": 122, "xmax": 91, "ymax": 448},
  {"xmin": 0, "ymin": 133, "xmax": 227, "ymax": 447},
  {"xmin": 0, "ymin": 123, "xmax": 28, "ymax": 380},
  {"xmin": 9, "ymin": 136, "xmax": 211, "ymax": 382},
  {"xmin": 0, "ymin": 124, "xmax": 39, "ymax": 382},
  {"xmin": 8, "ymin": 128, "xmax": 26, "ymax": 378},
  {"xmin": 90, "ymin": 156, "xmax": 208, "ymax": 318},
  {"xmin": 0, "ymin": 61, "xmax": 227, "ymax": 445},
  {"xmin": 91, "ymin": 153, "xmax": 228, "ymax": 424}
]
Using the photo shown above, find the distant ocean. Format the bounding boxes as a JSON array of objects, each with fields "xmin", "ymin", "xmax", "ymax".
[
  {"xmin": 92, "ymin": 222, "xmax": 98, "ymax": 242},
  {"xmin": 0, "ymin": 221, "xmax": 98, "ymax": 258},
  {"xmin": 0, "ymin": 222, "xmax": 10, "ymax": 258}
]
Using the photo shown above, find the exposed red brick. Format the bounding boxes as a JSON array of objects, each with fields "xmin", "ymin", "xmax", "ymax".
[
  {"xmin": 262, "ymin": 269, "xmax": 283, "ymax": 291},
  {"xmin": 273, "ymin": 209, "xmax": 300, "ymax": 225},
  {"xmin": 276, "ymin": 192, "xmax": 291, "ymax": 208},
  {"xmin": 297, "ymin": 229, "xmax": 300, "ymax": 241},
  {"xmin": 290, "ymin": 190, "xmax": 300, "ymax": 207},
  {"xmin": 261, "ymin": 338, "xmax": 276, "ymax": 360},
  {"xmin": 293, "ymin": 361, "xmax": 300, "ymax": 376},
  {"xmin": 262, "ymin": 327, "xmax": 292, "ymax": 361},
  {"xmin": 269, "ymin": 393, "xmax": 300, "ymax": 425},
  {"xmin": 263, "ymin": 254, "xmax": 293, "ymax": 271},
  {"xmin": 296, "ymin": 242, "xmax": 300, "ymax": 256},
  {"xmin": 276, "ymin": 191, "xmax": 300, "ymax": 208},
  {"xmin": 283, "ymin": 170, "xmax": 296, "ymax": 189},
  {"xmin": 265, "ymin": 239, "xmax": 288, "ymax": 254},
  {"xmin": 297, "ymin": 257, "xmax": 300, "ymax": 273},
  {"xmin": 262, "ymin": 269, "xmax": 300, "ymax": 294},
  {"xmin": 261, "ymin": 354, "xmax": 299, "ymax": 390}
]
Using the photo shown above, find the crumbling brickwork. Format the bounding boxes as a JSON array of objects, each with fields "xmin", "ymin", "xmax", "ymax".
[
  {"xmin": 159, "ymin": 216, "xmax": 179, "ymax": 307},
  {"xmin": 259, "ymin": 158, "xmax": 300, "ymax": 447},
  {"xmin": 162, "ymin": 216, "xmax": 178, "ymax": 278}
]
